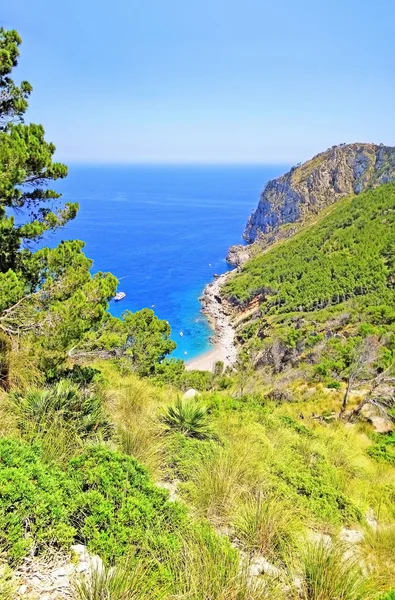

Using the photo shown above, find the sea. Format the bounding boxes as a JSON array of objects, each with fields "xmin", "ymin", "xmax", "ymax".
[{"xmin": 43, "ymin": 164, "xmax": 286, "ymax": 360}]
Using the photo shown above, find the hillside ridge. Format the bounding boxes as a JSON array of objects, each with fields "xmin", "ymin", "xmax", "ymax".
[{"xmin": 243, "ymin": 142, "xmax": 395, "ymax": 245}]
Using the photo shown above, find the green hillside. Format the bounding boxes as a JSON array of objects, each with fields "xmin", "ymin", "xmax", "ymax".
[{"xmin": 225, "ymin": 183, "xmax": 395, "ymax": 313}]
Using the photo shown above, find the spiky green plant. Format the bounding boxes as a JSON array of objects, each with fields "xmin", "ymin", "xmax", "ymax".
[
  {"xmin": 11, "ymin": 380, "xmax": 113, "ymax": 441},
  {"xmin": 160, "ymin": 397, "xmax": 216, "ymax": 440}
]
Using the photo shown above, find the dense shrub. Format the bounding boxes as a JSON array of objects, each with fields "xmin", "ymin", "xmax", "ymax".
[
  {"xmin": 0, "ymin": 439, "xmax": 186, "ymax": 565},
  {"xmin": 68, "ymin": 445, "xmax": 186, "ymax": 563},
  {"xmin": 0, "ymin": 439, "xmax": 78, "ymax": 563},
  {"xmin": 367, "ymin": 432, "xmax": 395, "ymax": 465}
]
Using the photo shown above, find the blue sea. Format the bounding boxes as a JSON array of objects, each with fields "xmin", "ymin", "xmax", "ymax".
[{"xmin": 44, "ymin": 165, "xmax": 286, "ymax": 359}]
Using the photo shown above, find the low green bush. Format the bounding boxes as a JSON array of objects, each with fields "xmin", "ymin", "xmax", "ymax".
[
  {"xmin": 0, "ymin": 439, "xmax": 186, "ymax": 565},
  {"xmin": 0, "ymin": 438, "xmax": 78, "ymax": 564},
  {"xmin": 367, "ymin": 432, "xmax": 395, "ymax": 465}
]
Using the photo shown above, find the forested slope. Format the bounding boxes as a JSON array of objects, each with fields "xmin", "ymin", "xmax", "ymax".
[{"xmin": 225, "ymin": 182, "xmax": 395, "ymax": 312}]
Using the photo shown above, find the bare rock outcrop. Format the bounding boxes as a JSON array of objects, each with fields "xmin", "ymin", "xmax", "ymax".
[{"xmin": 244, "ymin": 143, "xmax": 395, "ymax": 242}]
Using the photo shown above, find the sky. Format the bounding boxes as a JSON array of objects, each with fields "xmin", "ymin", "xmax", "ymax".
[{"xmin": 3, "ymin": 0, "xmax": 395, "ymax": 164}]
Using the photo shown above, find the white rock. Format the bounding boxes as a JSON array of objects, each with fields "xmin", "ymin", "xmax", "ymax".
[
  {"xmin": 88, "ymin": 555, "xmax": 105, "ymax": 576},
  {"xmin": 17, "ymin": 584, "xmax": 28, "ymax": 595},
  {"xmin": 366, "ymin": 509, "xmax": 378, "ymax": 530},
  {"xmin": 308, "ymin": 530, "xmax": 332, "ymax": 547},
  {"xmin": 55, "ymin": 577, "xmax": 69, "ymax": 588},
  {"xmin": 71, "ymin": 544, "xmax": 88, "ymax": 559},
  {"xmin": 340, "ymin": 528, "xmax": 364, "ymax": 544},
  {"xmin": 293, "ymin": 576, "xmax": 303, "ymax": 591},
  {"xmin": 183, "ymin": 388, "xmax": 200, "ymax": 399},
  {"xmin": 52, "ymin": 567, "xmax": 67, "ymax": 578},
  {"xmin": 77, "ymin": 561, "xmax": 88, "ymax": 572},
  {"xmin": 156, "ymin": 479, "xmax": 179, "ymax": 502},
  {"xmin": 249, "ymin": 555, "xmax": 281, "ymax": 578}
]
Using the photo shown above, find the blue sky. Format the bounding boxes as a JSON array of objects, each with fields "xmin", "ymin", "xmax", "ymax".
[{"xmin": 3, "ymin": 0, "xmax": 395, "ymax": 163}]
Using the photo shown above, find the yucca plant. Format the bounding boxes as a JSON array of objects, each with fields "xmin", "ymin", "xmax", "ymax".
[
  {"xmin": 160, "ymin": 397, "xmax": 216, "ymax": 440},
  {"xmin": 11, "ymin": 379, "xmax": 113, "ymax": 441}
]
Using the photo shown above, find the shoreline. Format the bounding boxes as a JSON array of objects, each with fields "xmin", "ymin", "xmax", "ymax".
[{"xmin": 186, "ymin": 272, "xmax": 237, "ymax": 372}]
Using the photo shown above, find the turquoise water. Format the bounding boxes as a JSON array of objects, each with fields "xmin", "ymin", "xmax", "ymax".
[{"xmin": 45, "ymin": 164, "xmax": 286, "ymax": 359}]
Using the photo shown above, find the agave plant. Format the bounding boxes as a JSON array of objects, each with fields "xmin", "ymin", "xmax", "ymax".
[
  {"xmin": 160, "ymin": 397, "xmax": 216, "ymax": 440},
  {"xmin": 11, "ymin": 380, "xmax": 113, "ymax": 441}
]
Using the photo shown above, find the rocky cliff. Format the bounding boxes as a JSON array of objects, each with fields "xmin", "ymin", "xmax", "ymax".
[{"xmin": 243, "ymin": 143, "xmax": 395, "ymax": 243}]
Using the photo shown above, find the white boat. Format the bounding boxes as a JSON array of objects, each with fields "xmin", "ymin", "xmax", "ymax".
[
  {"xmin": 114, "ymin": 292, "xmax": 126, "ymax": 301},
  {"xmin": 179, "ymin": 331, "xmax": 184, "ymax": 337}
]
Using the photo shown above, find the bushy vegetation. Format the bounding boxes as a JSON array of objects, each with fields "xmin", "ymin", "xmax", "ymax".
[
  {"xmin": 368, "ymin": 432, "xmax": 395, "ymax": 465},
  {"xmin": 0, "ymin": 439, "xmax": 186, "ymax": 565}
]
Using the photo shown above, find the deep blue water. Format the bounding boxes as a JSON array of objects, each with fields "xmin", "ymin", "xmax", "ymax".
[{"xmin": 42, "ymin": 165, "xmax": 286, "ymax": 359}]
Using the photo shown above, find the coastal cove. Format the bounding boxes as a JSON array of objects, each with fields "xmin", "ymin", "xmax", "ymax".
[{"xmin": 45, "ymin": 164, "xmax": 286, "ymax": 361}]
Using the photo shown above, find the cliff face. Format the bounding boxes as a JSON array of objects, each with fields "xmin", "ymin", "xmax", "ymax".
[{"xmin": 244, "ymin": 143, "xmax": 395, "ymax": 242}]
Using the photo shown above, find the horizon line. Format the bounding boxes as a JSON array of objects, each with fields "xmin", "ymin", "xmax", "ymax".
[{"xmin": 58, "ymin": 159, "xmax": 293, "ymax": 167}]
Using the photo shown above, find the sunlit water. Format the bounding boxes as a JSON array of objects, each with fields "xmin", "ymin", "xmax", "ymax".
[{"xmin": 42, "ymin": 164, "xmax": 286, "ymax": 359}]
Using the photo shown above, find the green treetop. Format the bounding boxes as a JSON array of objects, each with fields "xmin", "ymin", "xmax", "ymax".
[{"xmin": 0, "ymin": 27, "xmax": 77, "ymax": 278}]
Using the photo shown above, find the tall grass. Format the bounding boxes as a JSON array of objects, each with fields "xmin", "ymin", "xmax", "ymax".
[
  {"xmin": 296, "ymin": 541, "xmax": 377, "ymax": 600},
  {"xmin": 234, "ymin": 491, "xmax": 300, "ymax": 562},
  {"xmin": 99, "ymin": 366, "xmax": 168, "ymax": 477},
  {"xmin": 168, "ymin": 526, "xmax": 286, "ymax": 600},
  {"xmin": 360, "ymin": 525, "xmax": 395, "ymax": 590},
  {"xmin": 187, "ymin": 445, "xmax": 258, "ymax": 523},
  {"xmin": 5, "ymin": 344, "xmax": 44, "ymax": 392},
  {"xmin": 118, "ymin": 425, "xmax": 165, "ymax": 476},
  {"xmin": 72, "ymin": 558, "xmax": 158, "ymax": 600}
]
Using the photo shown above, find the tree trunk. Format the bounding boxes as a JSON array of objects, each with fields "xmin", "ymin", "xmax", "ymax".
[{"xmin": 339, "ymin": 380, "xmax": 352, "ymax": 417}]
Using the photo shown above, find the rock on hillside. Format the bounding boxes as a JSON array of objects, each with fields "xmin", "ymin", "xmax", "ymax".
[{"xmin": 244, "ymin": 142, "xmax": 395, "ymax": 242}]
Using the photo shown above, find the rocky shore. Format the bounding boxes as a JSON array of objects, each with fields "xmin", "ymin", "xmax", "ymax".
[{"xmin": 186, "ymin": 272, "xmax": 237, "ymax": 372}]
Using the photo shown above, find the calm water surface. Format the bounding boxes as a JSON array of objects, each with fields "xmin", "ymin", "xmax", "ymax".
[{"xmin": 44, "ymin": 164, "xmax": 286, "ymax": 359}]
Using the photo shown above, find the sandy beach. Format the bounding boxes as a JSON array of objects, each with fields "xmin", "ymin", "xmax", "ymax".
[{"xmin": 186, "ymin": 272, "xmax": 237, "ymax": 372}]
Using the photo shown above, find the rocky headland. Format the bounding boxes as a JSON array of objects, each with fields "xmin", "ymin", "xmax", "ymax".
[
  {"xmin": 198, "ymin": 142, "xmax": 395, "ymax": 360},
  {"xmin": 243, "ymin": 142, "xmax": 395, "ymax": 243}
]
